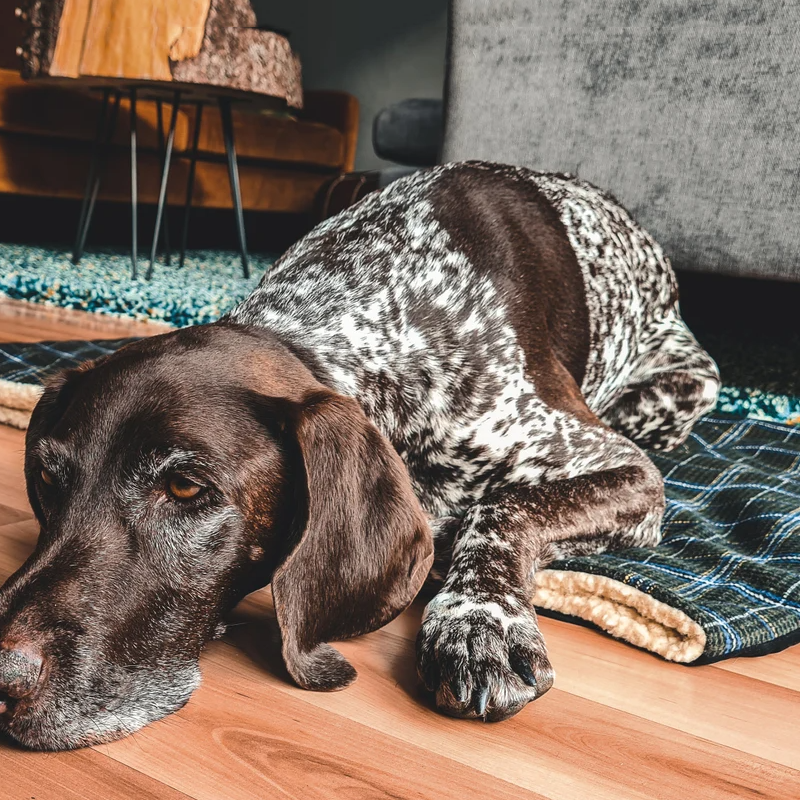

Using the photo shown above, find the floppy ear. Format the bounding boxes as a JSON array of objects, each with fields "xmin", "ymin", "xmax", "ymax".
[
  {"xmin": 24, "ymin": 367, "xmax": 92, "ymax": 527},
  {"xmin": 271, "ymin": 390, "xmax": 433, "ymax": 691}
]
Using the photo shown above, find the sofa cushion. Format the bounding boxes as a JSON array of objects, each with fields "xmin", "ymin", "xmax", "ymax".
[
  {"xmin": 373, "ymin": 98, "xmax": 443, "ymax": 167},
  {"xmin": 443, "ymin": 0, "xmax": 800, "ymax": 281},
  {"xmin": 193, "ymin": 107, "xmax": 346, "ymax": 170}
]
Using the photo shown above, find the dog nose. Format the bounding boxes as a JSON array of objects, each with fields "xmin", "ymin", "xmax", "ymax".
[{"xmin": 0, "ymin": 641, "xmax": 44, "ymax": 710}]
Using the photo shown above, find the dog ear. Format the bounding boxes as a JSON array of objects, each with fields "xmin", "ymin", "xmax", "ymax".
[
  {"xmin": 271, "ymin": 389, "xmax": 433, "ymax": 691},
  {"xmin": 24, "ymin": 368, "xmax": 93, "ymax": 527}
]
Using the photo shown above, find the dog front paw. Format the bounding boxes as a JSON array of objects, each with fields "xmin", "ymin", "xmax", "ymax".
[{"xmin": 416, "ymin": 591, "xmax": 554, "ymax": 722}]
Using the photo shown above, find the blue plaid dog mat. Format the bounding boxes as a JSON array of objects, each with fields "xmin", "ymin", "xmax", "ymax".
[
  {"xmin": 0, "ymin": 338, "xmax": 137, "ymax": 384},
  {"xmin": 1, "ymin": 339, "xmax": 799, "ymax": 663},
  {"xmin": 0, "ymin": 338, "xmax": 138, "ymax": 427},
  {"xmin": 536, "ymin": 415, "xmax": 800, "ymax": 662}
]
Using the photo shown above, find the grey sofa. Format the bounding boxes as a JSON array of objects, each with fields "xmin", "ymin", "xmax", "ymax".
[{"xmin": 441, "ymin": 0, "xmax": 799, "ymax": 282}]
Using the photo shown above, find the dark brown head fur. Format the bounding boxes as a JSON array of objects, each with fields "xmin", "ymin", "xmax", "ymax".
[{"xmin": 0, "ymin": 323, "xmax": 432, "ymax": 749}]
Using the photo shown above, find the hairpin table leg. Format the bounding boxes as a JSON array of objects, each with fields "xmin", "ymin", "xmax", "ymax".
[
  {"xmin": 179, "ymin": 102, "xmax": 204, "ymax": 270},
  {"xmin": 72, "ymin": 90, "xmax": 121, "ymax": 265},
  {"xmin": 146, "ymin": 91, "xmax": 182, "ymax": 281},
  {"xmin": 72, "ymin": 88, "xmax": 110, "ymax": 264},
  {"xmin": 155, "ymin": 100, "xmax": 172, "ymax": 265},
  {"xmin": 129, "ymin": 88, "xmax": 139, "ymax": 278},
  {"xmin": 219, "ymin": 98, "xmax": 250, "ymax": 279}
]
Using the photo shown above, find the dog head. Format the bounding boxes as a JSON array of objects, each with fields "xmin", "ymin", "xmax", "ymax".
[{"xmin": 0, "ymin": 324, "xmax": 432, "ymax": 750}]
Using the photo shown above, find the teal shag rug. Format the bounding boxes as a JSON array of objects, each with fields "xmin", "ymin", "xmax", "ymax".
[{"xmin": 0, "ymin": 244, "xmax": 267, "ymax": 328}]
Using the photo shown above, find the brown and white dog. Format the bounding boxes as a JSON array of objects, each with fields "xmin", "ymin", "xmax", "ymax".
[{"xmin": 0, "ymin": 162, "xmax": 719, "ymax": 749}]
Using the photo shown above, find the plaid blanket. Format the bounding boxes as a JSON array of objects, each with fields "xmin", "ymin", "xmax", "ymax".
[
  {"xmin": 0, "ymin": 339, "xmax": 138, "ymax": 428},
  {"xmin": 0, "ymin": 339, "xmax": 798, "ymax": 663},
  {"xmin": 538, "ymin": 415, "xmax": 800, "ymax": 662},
  {"xmin": 0, "ymin": 338, "xmax": 138, "ymax": 385}
]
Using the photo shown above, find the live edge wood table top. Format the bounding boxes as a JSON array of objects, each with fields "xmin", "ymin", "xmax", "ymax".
[{"xmin": 17, "ymin": 0, "xmax": 302, "ymax": 109}]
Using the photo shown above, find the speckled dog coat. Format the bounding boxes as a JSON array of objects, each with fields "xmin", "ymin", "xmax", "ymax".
[{"xmin": 229, "ymin": 161, "xmax": 720, "ymax": 720}]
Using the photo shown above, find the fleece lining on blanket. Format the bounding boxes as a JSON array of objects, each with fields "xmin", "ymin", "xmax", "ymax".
[{"xmin": 1, "ymin": 340, "xmax": 799, "ymax": 663}]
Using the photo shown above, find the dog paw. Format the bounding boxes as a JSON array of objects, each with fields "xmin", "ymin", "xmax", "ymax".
[{"xmin": 416, "ymin": 592, "xmax": 554, "ymax": 722}]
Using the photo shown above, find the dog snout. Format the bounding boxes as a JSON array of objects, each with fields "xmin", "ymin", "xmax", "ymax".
[{"xmin": 0, "ymin": 640, "xmax": 45, "ymax": 712}]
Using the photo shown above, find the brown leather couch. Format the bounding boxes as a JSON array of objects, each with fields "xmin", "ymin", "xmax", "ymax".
[{"xmin": 0, "ymin": 67, "xmax": 358, "ymax": 217}]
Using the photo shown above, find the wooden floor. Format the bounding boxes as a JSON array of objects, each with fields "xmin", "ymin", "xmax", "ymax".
[{"xmin": 0, "ymin": 298, "xmax": 798, "ymax": 799}]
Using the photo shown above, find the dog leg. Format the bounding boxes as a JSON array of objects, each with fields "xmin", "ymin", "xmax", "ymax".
[
  {"xmin": 417, "ymin": 446, "xmax": 664, "ymax": 721},
  {"xmin": 602, "ymin": 317, "xmax": 720, "ymax": 451}
]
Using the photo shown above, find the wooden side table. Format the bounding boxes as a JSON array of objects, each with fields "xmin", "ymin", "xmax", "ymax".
[{"xmin": 16, "ymin": 0, "xmax": 302, "ymax": 280}]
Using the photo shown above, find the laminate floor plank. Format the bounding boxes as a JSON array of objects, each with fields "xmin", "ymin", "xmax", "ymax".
[
  {"xmin": 98, "ymin": 664, "xmax": 540, "ymax": 800},
  {"xmin": 0, "ymin": 745, "xmax": 194, "ymax": 800},
  {"xmin": 0, "ymin": 425, "xmax": 27, "ymax": 512},
  {"xmin": 716, "ymin": 646, "xmax": 800, "ymax": 693},
  {"xmin": 0, "ymin": 501, "xmax": 31, "ymax": 526},
  {"xmin": 0, "ymin": 297, "xmax": 171, "ymax": 342},
  {"xmin": 379, "ymin": 595, "xmax": 800, "ymax": 770},
  {"xmin": 213, "ymin": 597, "xmax": 800, "ymax": 799}
]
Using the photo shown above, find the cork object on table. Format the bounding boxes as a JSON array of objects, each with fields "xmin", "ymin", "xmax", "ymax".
[{"xmin": 18, "ymin": 0, "xmax": 302, "ymax": 108}]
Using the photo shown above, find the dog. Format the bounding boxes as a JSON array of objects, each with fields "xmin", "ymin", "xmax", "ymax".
[{"xmin": 0, "ymin": 162, "xmax": 720, "ymax": 749}]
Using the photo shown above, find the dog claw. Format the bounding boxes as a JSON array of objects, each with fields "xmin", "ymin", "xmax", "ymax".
[
  {"xmin": 513, "ymin": 658, "xmax": 538, "ymax": 688},
  {"xmin": 452, "ymin": 678, "xmax": 468, "ymax": 703},
  {"xmin": 417, "ymin": 595, "xmax": 554, "ymax": 722},
  {"xmin": 474, "ymin": 685, "xmax": 489, "ymax": 717}
]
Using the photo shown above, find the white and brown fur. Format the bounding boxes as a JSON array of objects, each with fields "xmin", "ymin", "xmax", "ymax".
[{"xmin": 229, "ymin": 161, "xmax": 720, "ymax": 720}]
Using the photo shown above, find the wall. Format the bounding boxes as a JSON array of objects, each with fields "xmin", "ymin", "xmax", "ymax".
[
  {"xmin": 252, "ymin": 0, "xmax": 448, "ymax": 171},
  {"xmin": 0, "ymin": 0, "xmax": 25, "ymax": 70}
]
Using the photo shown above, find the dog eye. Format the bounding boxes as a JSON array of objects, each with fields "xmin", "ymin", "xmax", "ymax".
[
  {"xmin": 167, "ymin": 475, "xmax": 204, "ymax": 500},
  {"xmin": 40, "ymin": 468, "xmax": 56, "ymax": 487}
]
